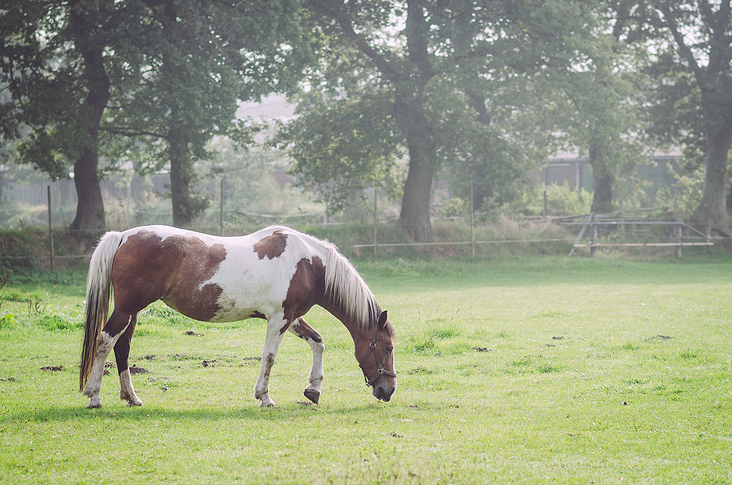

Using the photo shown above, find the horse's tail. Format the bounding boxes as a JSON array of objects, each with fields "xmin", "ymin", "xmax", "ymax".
[{"xmin": 79, "ymin": 231, "xmax": 124, "ymax": 392}]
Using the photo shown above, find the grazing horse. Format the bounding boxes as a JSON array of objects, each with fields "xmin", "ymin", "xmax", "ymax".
[{"xmin": 79, "ymin": 225, "xmax": 396, "ymax": 408}]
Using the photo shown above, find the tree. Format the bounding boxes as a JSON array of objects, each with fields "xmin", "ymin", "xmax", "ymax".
[
  {"xmin": 284, "ymin": 0, "xmax": 647, "ymax": 240},
  {"xmin": 1, "ymin": 0, "xmax": 124, "ymax": 231},
  {"xmin": 279, "ymin": 0, "xmax": 440, "ymax": 241},
  {"xmin": 286, "ymin": 0, "xmax": 586, "ymax": 241},
  {"xmin": 641, "ymin": 0, "xmax": 732, "ymax": 236},
  {"xmin": 548, "ymin": 40, "xmax": 648, "ymax": 213},
  {"xmin": 2, "ymin": 0, "xmax": 309, "ymax": 229},
  {"xmin": 102, "ymin": 0, "xmax": 309, "ymax": 227}
]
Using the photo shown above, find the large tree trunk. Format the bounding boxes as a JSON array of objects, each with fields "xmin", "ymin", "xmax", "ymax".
[
  {"xmin": 396, "ymin": 98, "xmax": 437, "ymax": 242},
  {"xmin": 168, "ymin": 128, "xmax": 194, "ymax": 227},
  {"xmin": 591, "ymin": 173, "xmax": 614, "ymax": 214},
  {"xmin": 400, "ymin": 134, "xmax": 436, "ymax": 243},
  {"xmin": 324, "ymin": 0, "xmax": 437, "ymax": 241},
  {"xmin": 396, "ymin": 85, "xmax": 436, "ymax": 241},
  {"xmin": 69, "ymin": 0, "xmax": 109, "ymax": 232},
  {"xmin": 395, "ymin": 0, "xmax": 436, "ymax": 242},
  {"xmin": 162, "ymin": 0, "xmax": 207, "ymax": 228},
  {"xmin": 691, "ymin": 121, "xmax": 732, "ymax": 236},
  {"xmin": 71, "ymin": 149, "xmax": 106, "ymax": 232},
  {"xmin": 589, "ymin": 144, "xmax": 615, "ymax": 214}
]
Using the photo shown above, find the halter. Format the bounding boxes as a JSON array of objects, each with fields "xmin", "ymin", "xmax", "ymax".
[{"xmin": 358, "ymin": 323, "xmax": 397, "ymax": 387}]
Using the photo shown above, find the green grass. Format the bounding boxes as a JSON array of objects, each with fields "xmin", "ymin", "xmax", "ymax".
[{"xmin": 1, "ymin": 253, "xmax": 732, "ymax": 483}]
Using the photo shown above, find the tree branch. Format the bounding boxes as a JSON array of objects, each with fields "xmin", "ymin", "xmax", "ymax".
[
  {"xmin": 658, "ymin": 4, "xmax": 704, "ymax": 84},
  {"xmin": 700, "ymin": 0, "xmax": 732, "ymax": 75},
  {"xmin": 311, "ymin": 0, "xmax": 400, "ymax": 82},
  {"xmin": 406, "ymin": 0, "xmax": 433, "ymax": 81},
  {"xmin": 100, "ymin": 126, "xmax": 164, "ymax": 138}
]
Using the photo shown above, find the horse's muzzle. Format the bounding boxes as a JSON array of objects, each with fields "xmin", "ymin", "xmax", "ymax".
[{"xmin": 373, "ymin": 383, "xmax": 396, "ymax": 402}]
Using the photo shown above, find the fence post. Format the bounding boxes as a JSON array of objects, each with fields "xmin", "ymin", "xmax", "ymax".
[
  {"xmin": 673, "ymin": 214, "xmax": 683, "ymax": 258},
  {"xmin": 373, "ymin": 188, "xmax": 378, "ymax": 257},
  {"xmin": 470, "ymin": 182, "xmax": 475, "ymax": 257},
  {"xmin": 47, "ymin": 185, "xmax": 56, "ymax": 270},
  {"xmin": 220, "ymin": 178, "xmax": 224, "ymax": 236},
  {"xmin": 543, "ymin": 190, "xmax": 548, "ymax": 218},
  {"xmin": 590, "ymin": 213, "xmax": 598, "ymax": 257}
]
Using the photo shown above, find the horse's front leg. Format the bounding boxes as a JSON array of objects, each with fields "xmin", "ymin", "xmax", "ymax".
[
  {"xmin": 254, "ymin": 314, "xmax": 291, "ymax": 407},
  {"xmin": 82, "ymin": 311, "xmax": 133, "ymax": 408},
  {"xmin": 289, "ymin": 317, "xmax": 325, "ymax": 404}
]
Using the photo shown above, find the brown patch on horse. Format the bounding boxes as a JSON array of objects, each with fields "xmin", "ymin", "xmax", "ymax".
[
  {"xmin": 253, "ymin": 231, "xmax": 288, "ymax": 260},
  {"xmin": 292, "ymin": 318, "xmax": 323, "ymax": 343},
  {"xmin": 112, "ymin": 230, "xmax": 227, "ymax": 321},
  {"xmin": 282, "ymin": 256, "xmax": 326, "ymax": 324}
]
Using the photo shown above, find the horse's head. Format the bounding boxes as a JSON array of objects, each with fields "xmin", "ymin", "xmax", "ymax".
[{"xmin": 356, "ymin": 311, "xmax": 397, "ymax": 402}]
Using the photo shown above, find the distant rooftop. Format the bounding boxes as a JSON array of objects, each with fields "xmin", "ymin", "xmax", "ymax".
[{"xmin": 236, "ymin": 95, "xmax": 296, "ymax": 121}]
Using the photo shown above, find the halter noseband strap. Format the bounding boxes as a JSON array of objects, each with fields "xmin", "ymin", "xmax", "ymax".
[{"xmin": 358, "ymin": 323, "xmax": 396, "ymax": 387}]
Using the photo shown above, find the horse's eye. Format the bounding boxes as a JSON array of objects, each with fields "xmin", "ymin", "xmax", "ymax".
[{"xmin": 386, "ymin": 346, "xmax": 394, "ymax": 353}]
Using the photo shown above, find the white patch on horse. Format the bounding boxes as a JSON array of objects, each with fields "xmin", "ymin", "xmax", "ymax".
[
  {"xmin": 201, "ymin": 227, "xmax": 315, "ymax": 323},
  {"xmin": 119, "ymin": 369, "xmax": 142, "ymax": 407},
  {"xmin": 289, "ymin": 318, "xmax": 325, "ymax": 404},
  {"xmin": 255, "ymin": 351, "xmax": 278, "ymax": 407}
]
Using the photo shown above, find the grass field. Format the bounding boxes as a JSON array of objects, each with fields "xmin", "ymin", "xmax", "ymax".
[{"xmin": 1, "ymin": 253, "xmax": 731, "ymax": 484}]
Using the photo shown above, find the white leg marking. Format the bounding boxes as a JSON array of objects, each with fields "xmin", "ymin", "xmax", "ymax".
[
  {"xmin": 289, "ymin": 319, "xmax": 325, "ymax": 404},
  {"xmin": 83, "ymin": 319, "xmax": 131, "ymax": 409},
  {"xmin": 254, "ymin": 315, "xmax": 288, "ymax": 407},
  {"xmin": 306, "ymin": 336, "xmax": 325, "ymax": 394},
  {"xmin": 119, "ymin": 369, "xmax": 143, "ymax": 407}
]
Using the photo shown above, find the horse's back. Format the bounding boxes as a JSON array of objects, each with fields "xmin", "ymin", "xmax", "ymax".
[{"xmin": 109, "ymin": 225, "xmax": 328, "ymax": 322}]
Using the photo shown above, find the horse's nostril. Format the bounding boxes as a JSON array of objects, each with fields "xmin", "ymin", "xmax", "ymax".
[{"xmin": 374, "ymin": 385, "xmax": 394, "ymax": 402}]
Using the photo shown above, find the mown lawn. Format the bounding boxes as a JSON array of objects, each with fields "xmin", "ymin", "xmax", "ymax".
[{"xmin": 1, "ymin": 253, "xmax": 731, "ymax": 484}]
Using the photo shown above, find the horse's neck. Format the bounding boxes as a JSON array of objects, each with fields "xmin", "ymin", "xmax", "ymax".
[{"xmin": 319, "ymin": 298, "xmax": 368, "ymax": 342}]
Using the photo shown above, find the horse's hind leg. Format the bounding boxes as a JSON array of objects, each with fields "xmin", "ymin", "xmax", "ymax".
[
  {"xmin": 82, "ymin": 310, "xmax": 134, "ymax": 408},
  {"xmin": 114, "ymin": 314, "xmax": 142, "ymax": 407},
  {"xmin": 289, "ymin": 317, "xmax": 325, "ymax": 404}
]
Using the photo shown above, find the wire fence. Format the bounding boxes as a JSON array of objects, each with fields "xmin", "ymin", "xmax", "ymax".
[{"xmin": 0, "ymin": 187, "xmax": 721, "ymax": 272}]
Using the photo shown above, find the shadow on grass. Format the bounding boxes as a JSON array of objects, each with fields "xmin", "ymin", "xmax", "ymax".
[{"xmin": 5, "ymin": 401, "xmax": 392, "ymax": 424}]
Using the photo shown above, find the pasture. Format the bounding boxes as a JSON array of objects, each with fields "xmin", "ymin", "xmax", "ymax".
[{"xmin": 1, "ymin": 254, "xmax": 731, "ymax": 483}]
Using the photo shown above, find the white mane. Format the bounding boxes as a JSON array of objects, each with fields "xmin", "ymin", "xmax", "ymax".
[{"xmin": 323, "ymin": 243, "xmax": 379, "ymax": 329}]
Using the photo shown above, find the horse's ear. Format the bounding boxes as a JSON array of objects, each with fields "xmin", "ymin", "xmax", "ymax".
[{"xmin": 378, "ymin": 310, "xmax": 388, "ymax": 328}]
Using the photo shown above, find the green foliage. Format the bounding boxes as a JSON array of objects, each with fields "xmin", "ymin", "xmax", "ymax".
[
  {"xmin": 34, "ymin": 313, "xmax": 77, "ymax": 331},
  {"xmin": 277, "ymin": 92, "xmax": 404, "ymax": 214},
  {"xmin": 0, "ymin": 313, "xmax": 17, "ymax": 328},
  {"xmin": 0, "ymin": 231, "xmax": 38, "ymax": 272},
  {"xmin": 200, "ymin": 136, "xmax": 325, "ymax": 224},
  {"xmin": 1, "ymin": 0, "xmax": 312, "ymax": 228},
  {"xmin": 643, "ymin": 1, "xmax": 732, "ymax": 162},
  {"xmin": 617, "ymin": 164, "xmax": 705, "ymax": 218},
  {"xmin": 498, "ymin": 183, "xmax": 593, "ymax": 218}
]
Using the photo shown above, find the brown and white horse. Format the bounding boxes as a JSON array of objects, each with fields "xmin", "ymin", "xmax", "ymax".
[{"xmin": 79, "ymin": 225, "xmax": 396, "ymax": 408}]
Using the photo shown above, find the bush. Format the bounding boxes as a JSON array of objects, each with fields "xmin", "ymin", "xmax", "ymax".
[
  {"xmin": 0, "ymin": 230, "xmax": 39, "ymax": 272},
  {"xmin": 501, "ymin": 183, "xmax": 593, "ymax": 218}
]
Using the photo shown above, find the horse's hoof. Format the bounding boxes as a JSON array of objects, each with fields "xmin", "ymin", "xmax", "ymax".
[
  {"xmin": 86, "ymin": 401, "xmax": 102, "ymax": 409},
  {"xmin": 304, "ymin": 388, "xmax": 320, "ymax": 404},
  {"xmin": 259, "ymin": 401, "xmax": 276, "ymax": 408},
  {"xmin": 125, "ymin": 399, "xmax": 143, "ymax": 407}
]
